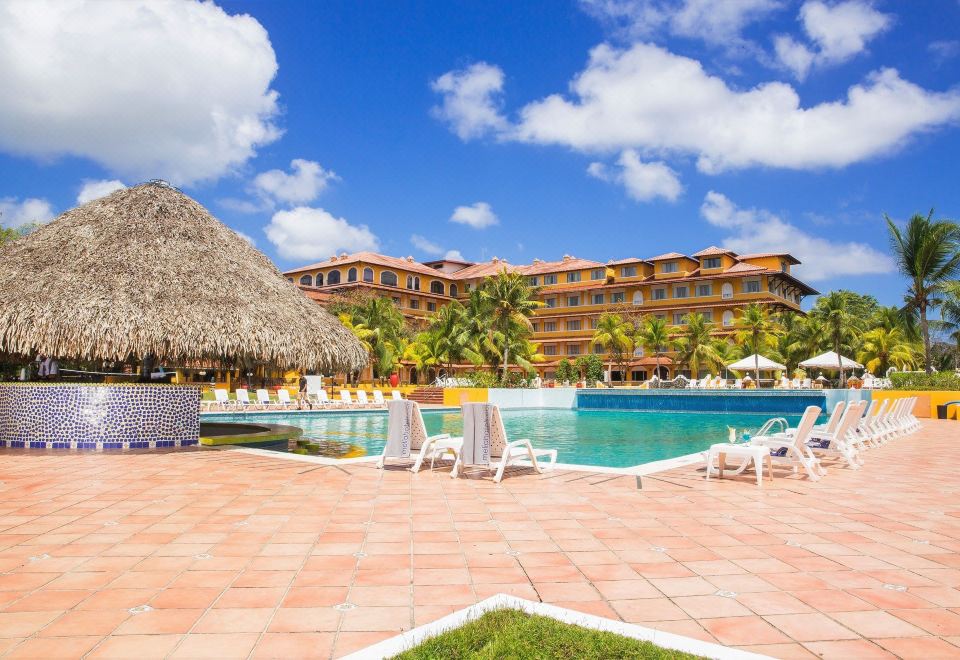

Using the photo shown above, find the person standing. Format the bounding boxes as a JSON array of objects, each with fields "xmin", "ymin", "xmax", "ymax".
[{"xmin": 298, "ymin": 373, "xmax": 311, "ymax": 410}]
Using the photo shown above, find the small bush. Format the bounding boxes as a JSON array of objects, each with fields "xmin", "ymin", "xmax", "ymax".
[
  {"xmin": 889, "ymin": 371, "xmax": 960, "ymax": 391},
  {"xmin": 555, "ymin": 359, "xmax": 574, "ymax": 384}
]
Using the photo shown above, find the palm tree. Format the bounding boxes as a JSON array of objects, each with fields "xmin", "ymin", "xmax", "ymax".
[
  {"xmin": 479, "ymin": 270, "xmax": 542, "ymax": 381},
  {"xmin": 858, "ymin": 327, "xmax": 918, "ymax": 375},
  {"xmin": 674, "ymin": 313, "xmax": 723, "ymax": 379},
  {"xmin": 939, "ymin": 282, "xmax": 960, "ymax": 370},
  {"xmin": 811, "ymin": 291, "xmax": 858, "ymax": 382},
  {"xmin": 733, "ymin": 303, "xmax": 782, "ymax": 384},
  {"xmin": 635, "ymin": 316, "xmax": 672, "ymax": 382},
  {"xmin": 403, "ymin": 330, "xmax": 445, "ymax": 374},
  {"xmin": 886, "ymin": 210, "xmax": 960, "ymax": 373},
  {"xmin": 591, "ymin": 312, "xmax": 633, "ymax": 381}
]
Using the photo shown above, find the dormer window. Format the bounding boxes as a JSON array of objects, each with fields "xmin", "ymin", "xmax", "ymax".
[
  {"xmin": 704, "ymin": 257, "xmax": 721, "ymax": 269},
  {"xmin": 662, "ymin": 262, "xmax": 678, "ymax": 273},
  {"xmin": 567, "ymin": 271, "xmax": 581, "ymax": 283},
  {"xmin": 590, "ymin": 268, "xmax": 606, "ymax": 280},
  {"xmin": 544, "ymin": 274, "xmax": 558, "ymax": 285},
  {"xmin": 620, "ymin": 266, "xmax": 637, "ymax": 277}
]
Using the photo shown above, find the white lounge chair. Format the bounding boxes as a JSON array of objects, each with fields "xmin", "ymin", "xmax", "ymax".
[
  {"xmin": 234, "ymin": 388, "xmax": 255, "ymax": 410},
  {"xmin": 391, "ymin": 390, "xmax": 403, "ymax": 401},
  {"xmin": 377, "ymin": 399, "xmax": 462, "ymax": 473},
  {"xmin": 455, "ymin": 403, "xmax": 557, "ymax": 482},
  {"xmin": 732, "ymin": 378, "xmax": 742, "ymax": 389},
  {"xmin": 354, "ymin": 390, "xmax": 378, "ymax": 408},
  {"xmin": 202, "ymin": 388, "xmax": 232, "ymax": 411},
  {"xmin": 800, "ymin": 378, "xmax": 812, "ymax": 389},
  {"xmin": 804, "ymin": 400, "xmax": 866, "ymax": 470},
  {"xmin": 778, "ymin": 376, "xmax": 790, "ymax": 389},
  {"xmin": 312, "ymin": 389, "xmax": 339, "ymax": 409},
  {"xmin": 687, "ymin": 378, "xmax": 699, "ymax": 389},
  {"xmin": 276, "ymin": 388, "xmax": 296, "ymax": 409},
  {"xmin": 339, "ymin": 390, "xmax": 358, "ymax": 408},
  {"xmin": 372, "ymin": 390, "xmax": 387, "ymax": 407},
  {"xmin": 256, "ymin": 389, "xmax": 283, "ymax": 410}
]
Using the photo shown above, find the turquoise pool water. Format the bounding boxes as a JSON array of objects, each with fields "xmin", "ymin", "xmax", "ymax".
[{"xmin": 207, "ymin": 408, "xmax": 808, "ymax": 468}]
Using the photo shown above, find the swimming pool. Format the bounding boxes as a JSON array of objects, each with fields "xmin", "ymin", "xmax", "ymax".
[{"xmin": 206, "ymin": 408, "xmax": 810, "ymax": 468}]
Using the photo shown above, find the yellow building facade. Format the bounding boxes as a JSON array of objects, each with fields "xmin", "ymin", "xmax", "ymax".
[{"xmin": 285, "ymin": 247, "xmax": 817, "ymax": 383}]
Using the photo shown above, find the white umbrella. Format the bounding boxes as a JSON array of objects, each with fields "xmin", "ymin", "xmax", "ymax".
[
  {"xmin": 799, "ymin": 351, "xmax": 863, "ymax": 370},
  {"xmin": 727, "ymin": 354, "xmax": 786, "ymax": 372}
]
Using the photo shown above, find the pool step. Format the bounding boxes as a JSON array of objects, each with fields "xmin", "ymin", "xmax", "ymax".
[{"xmin": 408, "ymin": 387, "xmax": 444, "ymax": 405}]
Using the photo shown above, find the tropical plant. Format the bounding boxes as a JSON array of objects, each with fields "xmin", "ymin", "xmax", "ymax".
[
  {"xmin": 810, "ymin": 291, "xmax": 859, "ymax": 382},
  {"xmin": 591, "ymin": 312, "xmax": 633, "ymax": 381},
  {"xmin": 673, "ymin": 312, "xmax": 724, "ymax": 378},
  {"xmin": 574, "ymin": 354, "xmax": 604, "ymax": 384},
  {"xmin": 939, "ymin": 282, "xmax": 960, "ymax": 370},
  {"xmin": 886, "ymin": 210, "xmax": 960, "ymax": 373},
  {"xmin": 857, "ymin": 327, "xmax": 918, "ymax": 375},
  {"xmin": 635, "ymin": 315, "xmax": 671, "ymax": 381},
  {"xmin": 733, "ymin": 303, "xmax": 782, "ymax": 383},
  {"xmin": 555, "ymin": 358, "xmax": 574, "ymax": 384},
  {"xmin": 479, "ymin": 271, "xmax": 542, "ymax": 380}
]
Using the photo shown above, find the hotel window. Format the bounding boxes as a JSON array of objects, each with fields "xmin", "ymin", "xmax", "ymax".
[
  {"xmin": 531, "ymin": 322, "xmax": 539, "ymax": 332},
  {"xmin": 430, "ymin": 280, "xmax": 445, "ymax": 295},
  {"xmin": 590, "ymin": 317, "xmax": 599, "ymax": 329},
  {"xmin": 652, "ymin": 288, "xmax": 666, "ymax": 300},
  {"xmin": 697, "ymin": 284, "xmax": 712, "ymax": 297},
  {"xmin": 655, "ymin": 313, "xmax": 666, "ymax": 320},
  {"xmin": 348, "ymin": 268, "xmax": 358, "ymax": 282},
  {"xmin": 427, "ymin": 302, "xmax": 436, "ymax": 312},
  {"xmin": 544, "ymin": 274, "xmax": 558, "ymax": 285},
  {"xmin": 673, "ymin": 312, "xmax": 687, "ymax": 325},
  {"xmin": 723, "ymin": 310, "xmax": 734, "ymax": 326},
  {"xmin": 449, "ymin": 284, "xmax": 458, "ymax": 297},
  {"xmin": 662, "ymin": 262, "xmax": 679, "ymax": 273},
  {"xmin": 566, "ymin": 320, "xmax": 581, "ymax": 331},
  {"xmin": 704, "ymin": 257, "xmax": 721, "ymax": 269},
  {"xmin": 381, "ymin": 271, "xmax": 398, "ymax": 287},
  {"xmin": 544, "ymin": 321, "xmax": 557, "ymax": 332},
  {"xmin": 528, "ymin": 276, "xmax": 539, "ymax": 286},
  {"xmin": 463, "ymin": 282, "xmax": 471, "ymax": 292},
  {"xmin": 781, "ymin": 260, "xmax": 788, "ymax": 272},
  {"xmin": 316, "ymin": 273, "xmax": 324, "ymax": 286},
  {"xmin": 406, "ymin": 275, "xmax": 413, "ymax": 289},
  {"xmin": 409, "ymin": 299, "xmax": 419, "ymax": 310},
  {"xmin": 392, "ymin": 297, "xmax": 401, "ymax": 306},
  {"xmin": 567, "ymin": 345, "xmax": 581, "ymax": 355},
  {"xmin": 545, "ymin": 298, "xmax": 556, "ymax": 308},
  {"xmin": 567, "ymin": 271, "xmax": 581, "ymax": 283},
  {"xmin": 299, "ymin": 274, "xmax": 313, "ymax": 286},
  {"xmin": 721, "ymin": 282, "xmax": 733, "ymax": 299},
  {"xmin": 591, "ymin": 268, "xmax": 606, "ymax": 280},
  {"xmin": 544, "ymin": 345, "xmax": 557, "ymax": 356},
  {"xmin": 744, "ymin": 279, "xmax": 761, "ymax": 293},
  {"xmin": 702, "ymin": 311, "xmax": 713, "ymax": 322},
  {"xmin": 620, "ymin": 266, "xmax": 637, "ymax": 277},
  {"xmin": 611, "ymin": 292, "xmax": 625, "ymax": 303},
  {"xmin": 593, "ymin": 343, "xmax": 604, "ymax": 354},
  {"xmin": 327, "ymin": 269, "xmax": 341, "ymax": 285},
  {"xmin": 674, "ymin": 286, "xmax": 688, "ymax": 299},
  {"xmin": 363, "ymin": 267, "xmax": 374, "ymax": 283},
  {"xmin": 567, "ymin": 295, "xmax": 580, "ymax": 307},
  {"xmin": 414, "ymin": 277, "xmax": 420, "ymax": 291},
  {"xmin": 592, "ymin": 293, "xmax": 604, "ymax": 305}
]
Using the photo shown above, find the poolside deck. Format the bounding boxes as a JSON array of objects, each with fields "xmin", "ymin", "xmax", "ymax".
[{"xmin": 0, "ymin": 422, "xmax": 958, "ymax": 658}]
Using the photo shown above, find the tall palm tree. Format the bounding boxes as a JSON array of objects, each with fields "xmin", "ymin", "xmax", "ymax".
[
  {"xmin": 733, "ymin": 303, "xmax": 782, "ymax": 384},
  {"xmin": 811, "ymin": 291, "xmax": 858, "ymax": 382},
  {"xmin": 886, "ymin": 210, "xmax": 960, "ymax": 373},
  {"xmin": 939, "ymin": 282, "xmax": 960, "ymax": 370},
  {"xmin": 857, "ymin": 327, "xmax": 918, "ymax": 375},
  {"xmin": 674, "ymin": 313, "xmax": 723, "ymax": 378},
  {"xmin": 591, "ymin": 312, "xmax": 633, "ymax": 381},
  {"xmin": 635, "ymin": 316, "xmax": 672, "ymax": 381},
  {"xmin": 479, "ymin": 270, "xmax": 542, "ymax": 381}
]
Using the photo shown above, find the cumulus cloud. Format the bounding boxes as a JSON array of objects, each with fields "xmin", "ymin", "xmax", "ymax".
[
  {"xmin": 252, "ymin": 159, "xmax": 338, "ymax": 205},
  {"xmin": 700, "ymin": 191, "xmax": 893, "ymax": 281},
  {"xmin": 0, "ymin": 0, "xmax": 281, "ymax": 185},
  {"xmin": 431, "ymin": 63, "xmax": 508, "ymax": 140},
  {"xmin": 76, "ymin": 179, "xmax": 126, "ymax": 205},
  {"xmin": 445, "ymin": 249, "xmax": 466, "ymax": 261},
  {"xmin": 929, "ymin": 40, "xmax": 960, "ymax": 65},
  {"xmin": 0, "ymin": 197, "xmax": 55, "ymax": 227},
  {"xmin": 410, "ymin": 234, "xmax": 444, "ymax": 256},
  {"xmin": 587, "ymin": 150, "xmax": 682, "ymax": 202},
  {"xmin": 265, "ymin": 207, "xmax": 379, "ymax": 261},
  {"xmin": 434, "ymin": 43, "xmax": 960, "ymax": 175},
  {"xmin": 776, "ymin": 0, "xmax": 891, "ymax": 79},
  {"xmin": 450, "ymin": 202, "xmax": 499, "ymax": 229}
]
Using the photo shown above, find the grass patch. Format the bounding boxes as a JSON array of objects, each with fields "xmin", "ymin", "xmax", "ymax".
[{"xmin": 391, "ymin": 609, "xmax": 703, "ymax": 659}]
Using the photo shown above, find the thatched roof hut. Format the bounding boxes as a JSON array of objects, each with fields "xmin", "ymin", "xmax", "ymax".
[{"xmin": 0, "ymin": 181, "xmax": 367, "ymax": 373}]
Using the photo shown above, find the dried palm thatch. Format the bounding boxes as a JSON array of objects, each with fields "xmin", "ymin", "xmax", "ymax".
[{"xmin": 0, "ymin": 181, "xmax": 368, "ymax": 373}]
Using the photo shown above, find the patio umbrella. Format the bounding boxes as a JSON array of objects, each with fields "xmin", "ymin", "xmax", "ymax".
[
  {"xmin": 727, "ymin": 354, "xmax": 787, "ymax": 372},
  {"xmin": 800, "ymin": 350, "xmax": 863, "ymax": 386},
  {"xmin": 0, "ymin": 181, "xmax": 368, "ymax": 373}
]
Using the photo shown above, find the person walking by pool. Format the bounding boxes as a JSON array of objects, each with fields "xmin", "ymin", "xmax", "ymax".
[{"xmin": 298, "ymin": 373, "xmax": 311, "ymax": 410}]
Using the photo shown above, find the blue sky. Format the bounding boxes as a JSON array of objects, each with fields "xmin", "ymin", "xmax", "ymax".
[{"xmin": 0, "ymin": 0, "xmax": 958, "ymax": 307}]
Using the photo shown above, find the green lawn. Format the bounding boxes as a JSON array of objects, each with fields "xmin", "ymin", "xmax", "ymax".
[{"xmin": 391, "ymin": 609, "xmax": 704, "ymax": 659}]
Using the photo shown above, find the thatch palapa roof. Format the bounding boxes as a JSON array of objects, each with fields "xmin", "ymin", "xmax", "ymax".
[{"xmin": 0, "ymin": 182, "xmax": 367, "ymax": 373}]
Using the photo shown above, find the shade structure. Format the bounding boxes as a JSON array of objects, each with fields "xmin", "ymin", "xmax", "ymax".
[
  {"xmin": 727, "ymin": 354, "xmax": 786, "ymax": 372},
  {"xmin": 0, "ymin": 181, "xmax": 368, "ymax": 373},
  {"xmin": 799, "ymin": 351, "xmax": 863, "ymax": 370}
]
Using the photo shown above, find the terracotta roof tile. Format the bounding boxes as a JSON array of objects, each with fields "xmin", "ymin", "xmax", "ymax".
[
  {"xmin": 691, "ymin": 246, "xmax": 737, "ymax": 257},
  {"xmin": 724, "ymin": 262, "xmax": 766, "ymax": 273},
  {"xmin": 738, "ymin": 252, "xmax": 801, "ymax": 264},
  {"xmin": 284, "ymin": 251, "xmax": 444, "ymax": 278},
  {"xmin": 646, "ymin": 252, "xmax": 696, "ymax": 262},
  {"xmin": 519, "ymin": 257, "xmax": 604, "ymax": 276}
]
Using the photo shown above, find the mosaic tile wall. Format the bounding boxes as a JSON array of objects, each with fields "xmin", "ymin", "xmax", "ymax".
[{"xmin": 0, "ymin": 384, "xmax": 201, "ymax": 450}]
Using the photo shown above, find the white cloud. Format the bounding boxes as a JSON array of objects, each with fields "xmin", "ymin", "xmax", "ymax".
[
  {"xmin": 235, "ymin": 230, "xmax": 256, "ymax": 247},
  {"xmin": 444, "ymin": 249, "xmax": 466, "ymax": 261},
  {"xmin": 264, "ymin": 207, "xmax": 379, "ymax": 261},
  {"xmin": 437, "ymin": 43, "xmax": 960, "ymax": 174},
  {"xmin": 929, "ymin": 40, "xmax": 960, "ymax": 65},
  {"xmin": 431, "ymin": 63, "xmax": 508, "ymax": 140},
  {"xmin": 776, "ymin": 1, "xmax": 891, "ymax": 79},
  {"xmin": 700, "ymin": 191, "xmax": 893, "ymax": 281},
  {"xmin": 410, "ymin": 234, "xmax": 444, "ymax": 256},
  {"xmin": 0, "ymin": 0, "xmax": 281, "ymax": 185},
  {"xmin": 0, "ymin": 197, "xmax": 54, "ymax": 227},
  {"xmin": 580, "ymin": 0, "xmax": 780, "ymax": 45},
  {"xmin": 252, "ymin": 159, "xmax": 338, "ymax": 205},
  {"xmin": 450, "ymin": 202, "xmax": 499, "ymax": 229},
  {"xmin": 588, "ymin": 150, "xmax": 682, "ymax": 202},
  {"xmin": 76, "ymin": 179, "xmax": 126, "ymax": 205}
]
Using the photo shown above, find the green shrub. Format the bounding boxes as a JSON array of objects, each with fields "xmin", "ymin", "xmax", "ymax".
[
  {"xmin": 575, "ymin": 354, "xmax": 605, "ymax": 383},
  {"xmin": 889, "ymin": 371, "xmax": 960, "ymax": 391},
  {"xmin": 555, "ymin": 359, "xmax": 574, "ymax": 383}
]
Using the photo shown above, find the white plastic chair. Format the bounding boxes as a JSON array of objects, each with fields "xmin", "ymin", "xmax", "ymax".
[
  {"xmin": 234, "ymin": 388, "xmax": 255, "ymax": 410},
  {"xmin": 372, "ymin": 390, "xmax": 387, "ymax": 407},
  {"xmin": 339, "ymin": 390, "xmax": 358, "ymax": 408},
  {"xmin": 256, "ymin": 389, "xmax": 282, "ymax": 410},
  {"xmin": 377, "ymin": 399, "xmax": 462, "ymax": 472},
  {"xmin": 391, "ymin": 390, "xmax": 403, "ymax": 401},
  {"xmin": 355, "ymin": 390, "xmax": 377, "ymax": 408},
  {"xmin": 803, "ymin": 400, "xmax": 866, "ymax": 470},
  {"xmin": 276, "ymin": 388, "xmax": 295, "ymax": 409},
  {"xmin": 202, "ymin": 388, "xmax": 232, "ymax": 411},
  {"xmin": 454, "ymin": 403, "xmax": 557, "ymax": 483}
]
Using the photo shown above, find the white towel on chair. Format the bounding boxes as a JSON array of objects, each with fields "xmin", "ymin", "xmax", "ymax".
[
  {"xmin": 462, "ymin": 402, "xmax": 493, "ymax": 465},
  {"xmin": 384, "ymin": 400, "xmax": 413, "ymax": 459}
]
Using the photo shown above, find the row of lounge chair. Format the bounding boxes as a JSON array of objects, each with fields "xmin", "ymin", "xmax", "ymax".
[
  {"xmin": 706, "ymin": 396, "xmax": 919, "ymax": 485},
  {"xmin": 377, "ymin": 400, "xmax": 557, "ymax": 483},
  {"xmin": 202, "ymin": 388, "xmax": 403, "ymax": 412},
  {"xmin": 686, "ymin": 377, "xmax": 817, "ymax": 389}
]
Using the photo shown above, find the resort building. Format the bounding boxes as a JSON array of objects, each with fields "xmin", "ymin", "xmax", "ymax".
[{"xmin": 285, "ymin": 248, "xmax": 817, "ymax": 383}]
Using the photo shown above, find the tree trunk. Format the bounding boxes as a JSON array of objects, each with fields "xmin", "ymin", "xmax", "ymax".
[
  {"xmin": 836, "ymin": 335, "xmax": 844, "ymax": 384},
  {"xmin": 921, "ymin": 304, "xmax": 931, "ymax": 374},
  {"xmin": 754, "ymin": 332, "xmax": 760, "ymax": 385}
]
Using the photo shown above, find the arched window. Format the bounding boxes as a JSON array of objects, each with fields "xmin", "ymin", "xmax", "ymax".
[
  {"xmin": 721, "ymin": 282, "xmax": 733, "ymax": 299},
  {"xmin": 286, "ymin": 277, "xmax": 293, "ymax": 283},
  {"xmin": 347, "ymin": 267, "xmax": 357, "ymax": 282},
  {"xmin": 449, "ymin": 284, "xmax": 458, "ymax": 298},
  {"xmin": 430, "ymin": 280, "xmax": 445, "ymax": 295},
  {"xmin": 632, "ymin": 291, "xmax": 643, "ymax": 305},
  {"xmin": 363, "ymin": 267, "xmax": 374, "ymax": 283},
  {"xmin": 722, "ymin": 310, "xmax": 734, "ymax": 327},
  {"xmin": 414, "ymin": 277, "xmax": 420, "ymax": 291},
  {"xmin": 327, "ymin": 269, "xmax": 341, "ymax": 285},
  {"xmin": 406, "ymin": 275, "xmax": 414, "ymax": 289},
  {"xmin": 315, "ymin": 272, "xmax": 323, "ymax": 286},
  {"xmin": 380, "ymin": 270, "xmax": 398, "ymax": 287},
  {"xmin": 299, "ymin": 274, "xmax": 313, "ymax": 286}
]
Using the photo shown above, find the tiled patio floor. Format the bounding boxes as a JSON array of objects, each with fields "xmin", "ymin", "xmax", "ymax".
[{"xmin": 1, "ymin": 421, "xmax": 959, "ymax": 658}]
